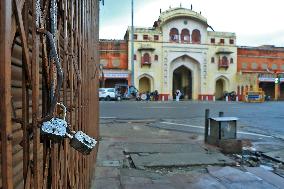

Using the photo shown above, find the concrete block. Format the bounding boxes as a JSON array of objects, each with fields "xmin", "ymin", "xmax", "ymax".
[{"xmin": 219, "ymin": 139, "xmax": 242, "ymax": 154}]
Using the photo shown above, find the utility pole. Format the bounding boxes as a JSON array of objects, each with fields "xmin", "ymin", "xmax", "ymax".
[{"xmin": 131, "ymin": 0, "xmax": 135, "ymax": 86}]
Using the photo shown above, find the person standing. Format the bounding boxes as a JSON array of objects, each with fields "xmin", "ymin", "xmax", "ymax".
[{"xmin": 176, "ymin": 89, "xmax": 181, "ymax": 102}]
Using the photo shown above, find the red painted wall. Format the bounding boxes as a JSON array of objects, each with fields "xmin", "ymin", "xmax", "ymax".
[
  {"xmin": 237, "ymin": 46, "xmax": 284, "ymax": 73},
  {"xmin": 99, "ymin": 40, "xmax": 128, "ymax": 69}
]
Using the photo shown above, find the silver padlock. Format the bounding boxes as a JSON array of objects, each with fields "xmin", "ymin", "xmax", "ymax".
[
  {"xmin": 70, "ymin": 131, "xmax": 97, "ymax": 155},
  {"xmin": 40, "ymin": 103, "xmax": 68, "ymax": 143}
]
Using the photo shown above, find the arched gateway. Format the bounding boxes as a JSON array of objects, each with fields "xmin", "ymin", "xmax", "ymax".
[{"xmin": 170, "ymin": 55, "xmax": 201, "ymax": 100}]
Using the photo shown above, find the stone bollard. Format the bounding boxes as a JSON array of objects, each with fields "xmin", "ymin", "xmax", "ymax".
[
  {"xmin": 213, "ymin": 96, "xmax": 215, "ymax": 101},
  {"xmin": 236, "ymin": 96, "xmax": 239, "ymax": 102},
  {"xmin": 206, "ymin": 96, "xmax": 208, "ymax": 101},
  {"xmin": 226, "ymin": 96, "xmax": 229, "ymax": 102}
]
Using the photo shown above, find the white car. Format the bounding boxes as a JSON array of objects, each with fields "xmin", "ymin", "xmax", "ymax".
[{"xmin": 99, "ymin": 88, "xmax": 119, "ymax": 101}]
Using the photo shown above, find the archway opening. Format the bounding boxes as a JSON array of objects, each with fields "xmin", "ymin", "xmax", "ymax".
[
  {"xmin": 215, "ymin": 79, "xmax": 225, "ymax": 100},
  {"xmin": 259, "ymin": 82, "xmax": 275, "ymax": 99},
  {"xmin": 139, "ymin": 77, "xmax": 151, "ymax": 93},
  {"xmin": 280, "ymin": 83, "xmax": 284, "ymax": 100},
  {"xmin": 172, "ymin": 66, "xmax": 192, "ymax": 100}
]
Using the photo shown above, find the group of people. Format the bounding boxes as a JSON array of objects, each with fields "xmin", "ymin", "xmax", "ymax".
[
  {"xmin": 137, "ymin": 90, "xmax": 159, "ymax": 101},
  {"xmin": 136, "ymin": 89, "xmax": 182, "ymax": 101}
]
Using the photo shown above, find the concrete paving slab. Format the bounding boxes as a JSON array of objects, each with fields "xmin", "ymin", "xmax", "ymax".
[
  {"xmin": 91, "ymin": 178, "xmax": 121, "ymax": 189},
  {"xmin": 120, "ymin": 168, "xmax": 163, "ymax": 180},
  {"xmin": 122, "ymin": 183, "xmax": 176, "ymax": 189},
  {"xmin": 187, "ymin": 174, "xmax": 227, "ymax": 189},
  {"xmin": 245, "ymin": 167, "xmax": 284, "ymax": 189},
  {"xmin": 208, "ymin": 166, "xmax": 279, "ymax": 189},
  {"xmin": 131, "ymin": 152, "xmax": 235, "ymax": 168},
  {"xmin": 263, "ymin": 149, "xmax": 284, "ymax": 163},
  {"xmin": 208, "ymin": 166, "xmax": 262, "ymax": 182},
  {"xmin": 120, "ymin": 176, "xmax": 153, "ymax": 185},
  {"xmin": 124, "ymin": 143, "xmax": 206, "ymax": 154},
  {"xmin": 94, "ymin": 167, "xmax": 120, "ymax": 179}
]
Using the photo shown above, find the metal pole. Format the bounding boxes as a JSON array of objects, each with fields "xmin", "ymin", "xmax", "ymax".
[
  {"xmin": 130, "ymin": 0, "xmax": 135, "ymax": 86},
  {"xmin": 204, "ymin": 109, "xmax": 210, "ymax": 143}
]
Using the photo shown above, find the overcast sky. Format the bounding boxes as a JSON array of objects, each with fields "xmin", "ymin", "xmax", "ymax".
[{"xmin": 100, "ymin": 0, "xmax": 284, "ymax": 47}]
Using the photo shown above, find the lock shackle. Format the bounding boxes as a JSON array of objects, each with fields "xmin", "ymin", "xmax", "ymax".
[{"xmin": 56, "ymin": 102, "xmax": 66, "ymax": 120}]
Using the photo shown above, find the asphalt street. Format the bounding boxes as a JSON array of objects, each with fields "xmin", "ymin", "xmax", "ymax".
[{"xmin": 100, "ymin": 101, "xmax": 284, "ymax": 138}]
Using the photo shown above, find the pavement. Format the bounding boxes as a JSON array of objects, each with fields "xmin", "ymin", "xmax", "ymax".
[
  {"xmin": 92, "ymin": 101, "xmax": 284, "ymax": 189},
  {"xmin": 91, "ymin": 118, "xmax": 284, "ymax": 189}
]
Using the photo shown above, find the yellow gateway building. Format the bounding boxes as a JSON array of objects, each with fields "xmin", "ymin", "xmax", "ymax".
[{"xmin": 125, "ymin": 7, "xmax": 237, "ymax": 100}]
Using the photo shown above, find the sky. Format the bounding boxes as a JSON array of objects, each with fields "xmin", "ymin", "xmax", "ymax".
[{"xmin": 99, "ymin": 0, "xmax": 284, "ymax": 47}]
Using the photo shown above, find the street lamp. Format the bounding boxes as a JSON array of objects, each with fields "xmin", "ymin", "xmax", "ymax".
[{"xmin": 130, "ymin": 0, "xmax": 135, "ymax": 86}]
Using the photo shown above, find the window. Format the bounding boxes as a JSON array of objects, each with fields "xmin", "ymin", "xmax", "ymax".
[
  {"xmin": 272, "ymin": 64, "xmax": 278, "ymax": 70},
  {"xmin": 100, "ymin": 59, "xmax": 108, "ymax": 67},
  {"xmin": 155, "ymin": 55, "xmax": 158, "ymax": 61},
  {"xmin": 211, "ymin": 38, "xmax": 215, "ymax": 44},
  {"xmin": 143, "ymin": 35, "xmax": 149, "ymax": 40},
  {"xmin": 142, "ymin": 53, "xmax": 151, "ymax": 64},
  {"xmin": 181, "ymin": 29, "xmax": 190, "ymax": 43},
  {"xmin": 107, "ymin": 89, "xmax": 115, "ymax": 92},
  {"xmin": 222, "ymin": 56, "xmax": 228, "ymax": 65},
  {"xmin": 230, "ymin": 58, "xmax": 234, "ymax": 64},
  {"xmin": 134, "ymin": 54, "xmax": 137, "ymax": 60},
  {"xmin": 219, "ymin": 56, "xmax": 229, "ymax": 68},
  {"xmin": 282, "ymin": 65, "xmax": 284, "ymax": 70},
  {"xmin": 220, "ymin": 39, "xmax": 225, "ymax": 44},
  {"xmin": 112, "ymin": 58, "xmax": 121, "ymax": 68},
  {"xmin": 192, "ymin": 29, "xmax": 201, "ymax": 43},
  {"xmin": 154, "ymin": 35, "xmax": 159, "ymax": 40},
  {"xmin": 169, "ymin": 28, "xmax": 179, "ymax": 42},
  {"xmin": 211, "ymin": 57, "xmax": 215, "ymax": 63},
  {"xmin": 242, "ymin": 63, "xmax": 247, "ymax": 69},
  {"xmin": 252, "ymin": 63, "xmax": 258, "ymax": 69},
  {"xmin": 261, "ymin": 64, "xmax": 268, "ymax": 70},
  {"xmin": 229, "ymin": 39, "xmax": 234, "ymax": 44},
  {"xmin": 134, "ymin": 34, "xmax": 138, "ymax": 40}
]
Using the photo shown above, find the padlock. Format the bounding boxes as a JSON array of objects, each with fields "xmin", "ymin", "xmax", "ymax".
[
  {"xmin": 70, "ymin": 131, "xmax": 97, "ymax": 155},
  {"xmin": 41, "ymin": 118, "xmax": 67, "ymax": 142},
  {"xmin": 40, "ymin": 103, "xmax": 68, "ymax": 143}
]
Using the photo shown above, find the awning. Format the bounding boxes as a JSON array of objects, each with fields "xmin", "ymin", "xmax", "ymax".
[
  {"xmin": 216, "ymin": 48, "xmax": 233, "ymax": 54},
  {"xmin": 102, "ymin": 70, "xmax": 130, "ymax": 78}
]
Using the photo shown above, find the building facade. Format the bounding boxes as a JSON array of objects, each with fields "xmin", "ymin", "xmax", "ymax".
[
  {"xmin": 99, "ymin": 40, "xmax": 130, "ymax": 88},
  {"xmin": 237, "ymin": 46, "xmax": 284, "ymax": 100},
  {"xmin": 125, "ymin": 7, "xmax": 237, "ymax": 100}
]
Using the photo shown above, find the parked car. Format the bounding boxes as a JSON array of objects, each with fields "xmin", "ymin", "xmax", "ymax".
[{"xmin": 99, "ymin": 88, "xmax": 119, "ymax": 101}]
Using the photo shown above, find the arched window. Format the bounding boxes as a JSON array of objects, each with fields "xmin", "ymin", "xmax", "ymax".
[
  {"xmin": 181, "ymin": 29, "xmax": 190, "ymax": 43},
  {"xmin": 154, "ymin": 55, "xmax": 158, "ymax": 61},
  {"xmin": 192, "ymin": 29, "xmax": 201, "ymax": 43},
  {"xmin": 142, "ymin": 53, "xmax": 151, "ymax": 64},
  {"xmin": 222, "ymin": 56, "xmax": 228, "ymax": 65},
  {"xmin": 219, "ymin": 56, "xmax": 229, "ymax": 69},
  {"xmin": 211, "ymin": 57, "xmax": 215, "ymax": 63},
  {"xmin": 169, "ymin": 28, "xmax": 179, "ymax": 42},
  {"xmin": 230, "ymin": 58, "xmax": 234, "ymax": 64}
]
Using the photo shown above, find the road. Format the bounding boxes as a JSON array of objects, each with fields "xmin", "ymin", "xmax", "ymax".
[{"xmin": 100, "ymin": 101, "xmax": 284, "ymax": 138}]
